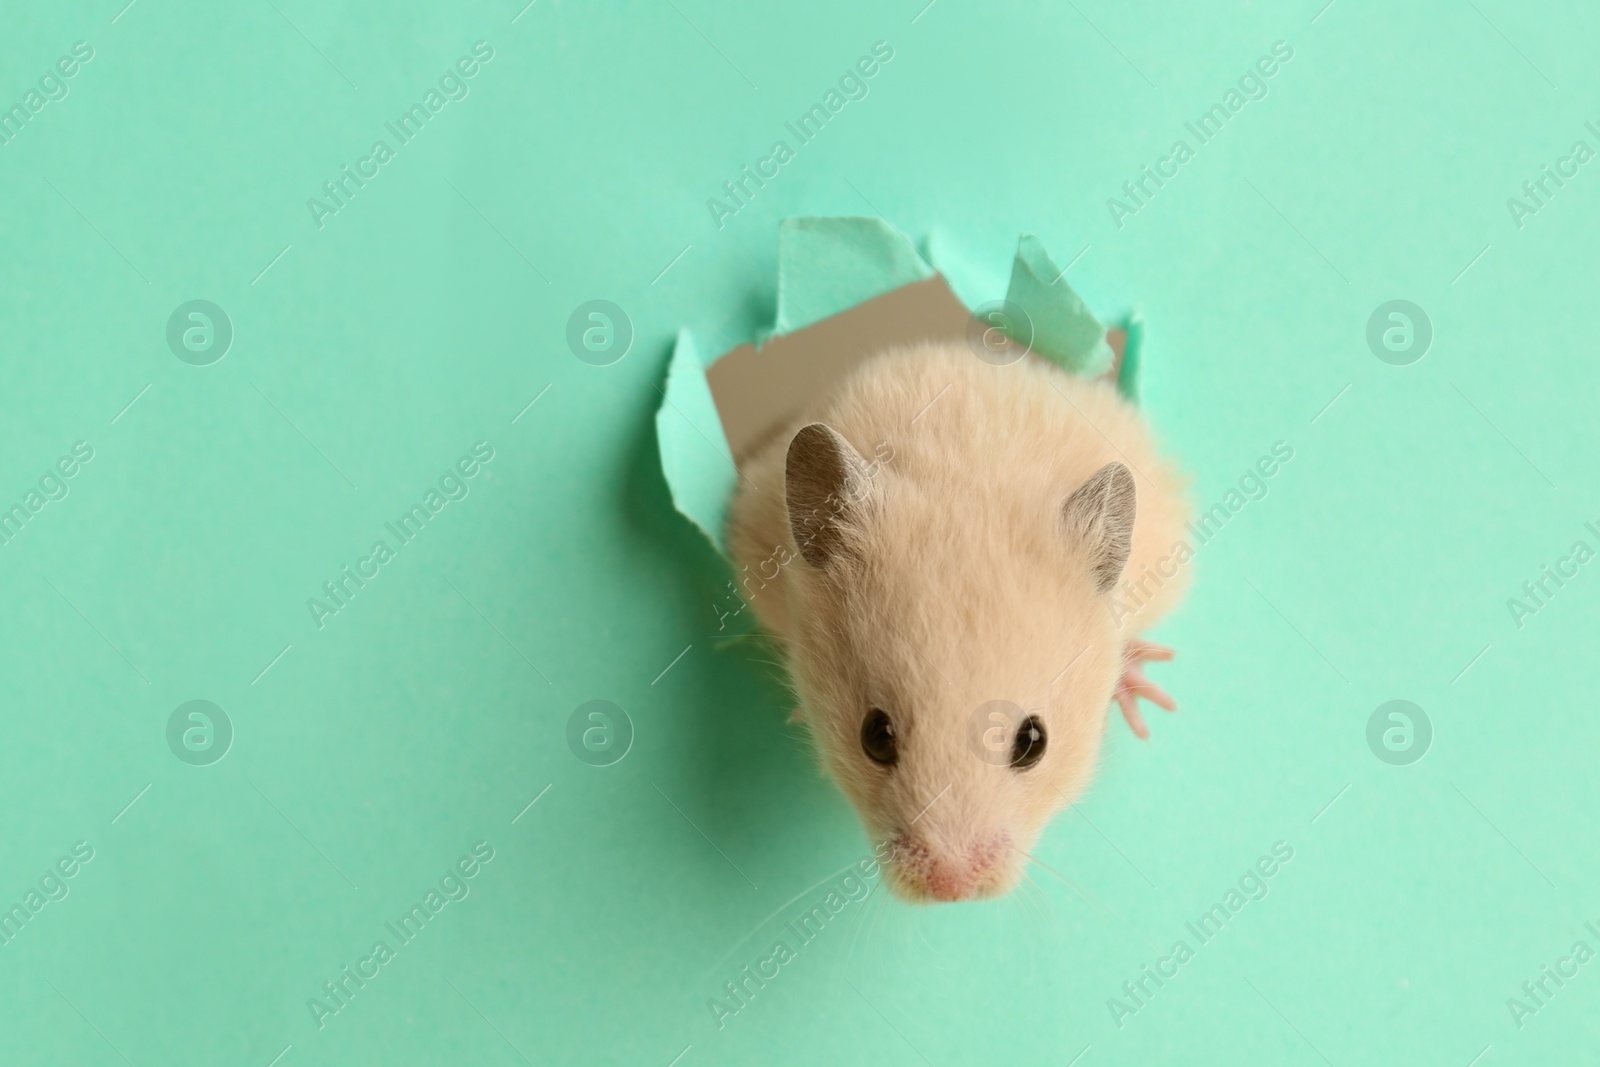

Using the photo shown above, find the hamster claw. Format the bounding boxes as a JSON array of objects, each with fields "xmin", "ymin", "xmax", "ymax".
[
  {"xmin": 1114, "ymin": 640, "xmax": 1177, "ymax": 740},
  {"xmin": 1116, "ymin": 689, "xmax": 1150, "ymax": 739}
]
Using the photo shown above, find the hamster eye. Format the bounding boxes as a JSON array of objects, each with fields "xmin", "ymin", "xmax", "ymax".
[
  {"xmin": 1010, "ymin": 715, "xmax": 1046, "ymax": 769},
  {"xmin": 860, "ymin": 709, "xmax": 898, "ymax": 766}
]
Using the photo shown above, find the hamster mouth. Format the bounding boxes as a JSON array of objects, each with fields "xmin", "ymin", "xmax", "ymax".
[{"xmin": 882, "ymin": 832, "xmax": 1014, "ymax": 903}]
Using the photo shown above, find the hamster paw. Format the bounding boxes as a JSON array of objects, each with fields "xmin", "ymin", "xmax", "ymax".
[{"xmin": 1114, "ymin": 638, "xmax": 1176, "ymax": 741}]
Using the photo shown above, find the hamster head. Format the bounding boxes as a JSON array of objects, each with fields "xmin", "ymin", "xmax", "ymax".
[{"xmin": 782, "ymin": 422, "xmax": 1136, "ymax": 903}]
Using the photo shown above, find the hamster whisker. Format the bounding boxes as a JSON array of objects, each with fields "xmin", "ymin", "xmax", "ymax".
[
  {"xmin": 1012, "ymin": 846, "xmax": 1122, "ymax": 926},
  {"xmin": 1036, "ymin": 877, "xmax": 1067, "ymax": 944},
  {"xmin": 1021, "ymin": 849, "xmax": 1158, "ymax": 954},
  {"xmin": 865, "ymin": 876, "xmax": 896, "ymax": 969},
  {"xmin": 1020, "ymin": 871, "xmax": 1052, "ymax": 920},
  {"xmin": 1022, "ymin": 869, "xmax": 1052, "ymax": 920},
  {"xmin": 1016, "ymin": 874, "xmax": 1060, "ymax": 963},
  {"xmin": 842, "ymin": 878, "xmax": 883, "ymax": 972}
]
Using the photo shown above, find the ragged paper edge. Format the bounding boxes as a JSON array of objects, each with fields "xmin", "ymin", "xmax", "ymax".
[
  {"xmin": 655, "ymin": 329, "xmax": 739, "ymax": 555},
  {"xmin": 656, "ymin": 219, "xmax": 1143, "ymax": 570},
  {"xmin": 760, "ymin": 216, "xmax": 935, "ymax": 346},
  {"xmin": 1117, "ymin": 312, "xmax": 1144, "ymax": 403},
  {"xmin": 922, "ymin": 228, "xmax": 1003, "ymax": 315},
  {"xmin": 1007, "ymin": 234, "xmax": 1116, "ymax": 377}
]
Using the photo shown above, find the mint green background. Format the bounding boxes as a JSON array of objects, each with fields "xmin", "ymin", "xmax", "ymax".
[{"xmin": 2, "ymin": 2, "xmax": 1597, "ymax": 1064}]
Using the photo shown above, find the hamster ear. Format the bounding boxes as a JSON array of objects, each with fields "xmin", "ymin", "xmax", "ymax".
[
  {"xmin": 1063, "ymin": 462, "xmax": 1136, "ymax": 594},
  {"xmin": 786, "ymin": 422, "xmax": 874, "ymax": 567}
]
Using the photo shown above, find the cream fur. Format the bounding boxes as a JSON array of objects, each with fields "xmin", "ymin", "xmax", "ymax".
[{"xmin": 727, "ymin": 342, "xmax": 1192, "ymax": 901}]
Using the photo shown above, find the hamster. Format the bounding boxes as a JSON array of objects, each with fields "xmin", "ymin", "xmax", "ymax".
[{"xmin": 726, "ymin": 340, "xmax": 1191, "ymax": 903}]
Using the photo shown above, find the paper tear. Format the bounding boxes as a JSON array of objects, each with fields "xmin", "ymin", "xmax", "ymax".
[
  {"xmin": 1004, "ymin": 235, "xmax": 1115, "ymax": 378},
  {"xmin": 766, "ymin": 217, "xmax": 934, "ymax": 343},
  {"xmin": 923, "ymin": 227, "xmax": 1004, "ymax": 314},
  {"xmin": 1118, "ymin": 313, "xmax": 1145, "ymax": 403},
  {"xmin": 655, "ymin": 329, "xmax": 739, "ymax": 554},
  {"xmin": 655, "ymin": 220, "xmax": 1145, "ymax": 565}
]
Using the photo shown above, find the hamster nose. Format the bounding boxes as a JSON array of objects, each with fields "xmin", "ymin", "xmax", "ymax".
[
  {"xmin": 893, "ymin": 833, "xmax": 1011, "ymax": 902},
  {"xmin": 925, "ymin": 860, "xmax": 979, "ymax": 902}
]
